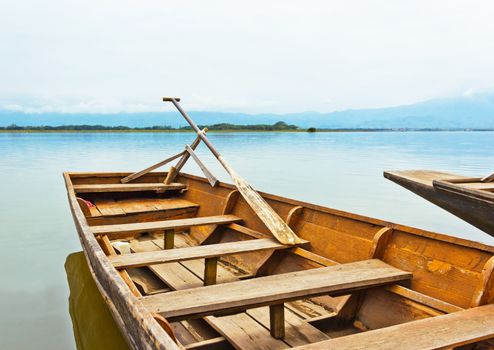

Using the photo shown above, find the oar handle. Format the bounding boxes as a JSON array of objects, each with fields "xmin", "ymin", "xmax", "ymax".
[{"xmin": 163, "ymin": 97, "xmax": 222, "ymax": 159}]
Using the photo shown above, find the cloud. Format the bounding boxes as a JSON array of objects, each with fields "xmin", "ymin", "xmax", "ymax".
[{"xmin": 1, "ymin": 0, "xmax": 494, "ymax": 113}]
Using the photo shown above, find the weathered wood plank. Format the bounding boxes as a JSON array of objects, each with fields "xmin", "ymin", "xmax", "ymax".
[
  {"xmin": 292, "ymin": 304, "xmax": 494, "ymax": 350},
  {"xmin": 141, "ymin": 259, "xmax": 411, "ymax": 320},
  {"xmin": 94, "ymin": 199, "xmax": 126, "ymax": 216},
  {"xmin": 74, "ymin": 182, "xmax": 186, "ymax": 193},
  {"xmin": 91, "ymin": 215, "xmax": 242, "ymax": 238},
  {"xmin": 110, "ymin": 238, "xmax": 289, "ymax": 269},
  {"xmin": 206, "ymin": 313, "xmax": 288, "ymax": 350}
]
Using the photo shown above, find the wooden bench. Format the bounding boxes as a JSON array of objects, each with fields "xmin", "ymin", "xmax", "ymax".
[
  {"xmin": 291, "ymin": 303, "xmax": 494, "ymax": 350},
  {"xmin": 73, "ymin": 182, "xmax": 186, "ymax": 193},
  {"xmin": 140, "ymin": 259, "xmax": 411, "ymax": 338},
  {"xmin": 91, "ymin": 215, "xmax": 243, "ymax": 240},
  {"xmin": 109, "ymin": 238, "xmax": 295, "ymax": 269}
]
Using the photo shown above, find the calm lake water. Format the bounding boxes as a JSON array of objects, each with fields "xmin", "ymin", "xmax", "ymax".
[{"xmin": 1, "ymin": 131, "xmax": 494, "ymax": 349}]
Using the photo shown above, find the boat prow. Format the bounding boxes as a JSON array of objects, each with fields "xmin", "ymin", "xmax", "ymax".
[{"xmin": 384, "ymin": 170, "xmax": 494, "ymax": 237}]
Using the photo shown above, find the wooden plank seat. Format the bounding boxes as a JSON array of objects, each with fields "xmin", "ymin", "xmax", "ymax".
[
  {"xmin": 140, "ymin": 259, "xmax": 411, "ymax": 337},
  {"xmin": 91, "ymin": 214, "xmax": 242, "ymax": 239},
  {"xmin": 73, "ymin": 182, "xmax": 186, "ymax": 193},
  {"xmin": 97, "ymin": 198, "xmax": 199, "ymax": 216},
  {"xmin": 291, "ymin": 303, "xmax": 494, "ymax": 350},
  {"xmin": 109, "ymin": 238, "xmax": 297, "ymax": 269}
]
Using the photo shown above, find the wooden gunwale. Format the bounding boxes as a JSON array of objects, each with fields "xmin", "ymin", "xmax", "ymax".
[{"xmin": 178, "ymin": 172, "xmax": 494, "ymax": 253}]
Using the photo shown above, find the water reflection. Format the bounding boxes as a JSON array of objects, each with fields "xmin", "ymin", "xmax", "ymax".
[{"xmin": 65, "ymin": 252, "xmax": 129, "ymax": 350}]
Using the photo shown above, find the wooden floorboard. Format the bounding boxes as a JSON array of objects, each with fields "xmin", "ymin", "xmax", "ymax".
[
  {"xmin": 246, "ymin": 307, "xmax": 330, "ymax": 347},
  {"xmin": 140, "ymin": 260, "xmax": 411, "ymax": 320},
  {"xmin": 292, "ymin": 304, "xmax": 494, "ymax": 350}
]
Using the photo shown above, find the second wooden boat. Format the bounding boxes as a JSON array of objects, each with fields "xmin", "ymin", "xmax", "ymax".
[
  {"xmin": 384, "ymin": 170, "xmax": 494, "ymax": 237},
  {"xmin": 64, "ymin": 98, "xmax": 494, "ymax": 350}
]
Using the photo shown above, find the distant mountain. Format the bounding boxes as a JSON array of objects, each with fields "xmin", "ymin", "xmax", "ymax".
[{"xmin": 1, "ymin": 93, "xmax": 494, "ymax": 129}]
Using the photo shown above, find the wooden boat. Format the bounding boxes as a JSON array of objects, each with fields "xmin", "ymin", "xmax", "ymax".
[
  {"xmin": 64, "ymin": 99, "xmax": 494, "ymax": 350},
  {"xmin": 384, "ymin": 170, "xmax": 494, "ymax": 238}
]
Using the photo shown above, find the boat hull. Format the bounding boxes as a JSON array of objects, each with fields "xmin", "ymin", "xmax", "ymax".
[
  {"xmin": 64, "ymin": 171, "xmax": 494, "ymax": 350},
  {"xmin": 384, "ymin": 170, "xmax": 494, "ymax": 237}
]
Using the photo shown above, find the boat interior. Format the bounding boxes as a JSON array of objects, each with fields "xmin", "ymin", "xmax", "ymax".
[{"xmin": 68, "ymin": 171, "xmax": 494, "ymax": 350}]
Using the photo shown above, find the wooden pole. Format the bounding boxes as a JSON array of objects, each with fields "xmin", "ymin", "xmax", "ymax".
[
  {"xmin": 164, "ymin": 128, "xmax": 208, "ymax": 184},
  {"xmin": 163, "ymin": 97, "xmax": 302, "ymax": 245},
  {"xmin": 204, "ymin": 257, "xmax": 218, "ymax": 286},
  {"xmin": 185, "ymin": 145, "xmax": 218, "ymax": 187},
  {"xmin": 269, "ymin": 304, "xmax": 285, "ymax": 339},
  {"xmin": 121, "ymin": 151, "xmax": 185, "ymax": 184}
]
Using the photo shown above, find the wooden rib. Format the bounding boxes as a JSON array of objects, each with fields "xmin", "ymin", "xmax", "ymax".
[
  {"xmin": 470, "ymin": 255, "xmax": 494, "ymax": 307},
  {"xmin": 186, "ymin": 145, "xmax": 218, "ymax": 187},
  {"xmin": 76, "ymin": 197, "xmax": 92, "ymax": 216},
  {"xmin": 222, "ymin": 190, "xmax": 239, "ymax": 214},
  {"xmin": 91, "ymin": 215, "xmax": 242, "ymax": 238},
  {"xmin": 291, "ymin": 304, "xmax": 494, "ymax": 350},
  {"xmin": 110, "ymin": 238, "xmax": 289, "ymax": 269},
  {"xmin": 140, "ymin": 259, "xmax": 411, "ymax": 320},
  {"xmin": 74, "ymin": 182, "xmax": 186, "ymax": 193},
  {"xmin": 286, "ymin": 206, "xmax": 303, "ymax": 229},
  {"xmin": 98, "ymin": 235, "xmax": 142, "ymax": 297},
  {"xmin": 121, "ymin": 151, "xmax": 185, "ymax": 183},
  {"xmin": 369, "ymin": 227, "xmax": 393, "ymax": 259}
]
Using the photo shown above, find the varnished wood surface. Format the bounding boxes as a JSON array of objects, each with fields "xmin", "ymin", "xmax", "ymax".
[
  {"xmin": 292, "ymin": 304, "xmax": 494, "ymax": 350},
  {"xmin": 140, "ymin": 259, "xmax": 411, "ymax": 320}
]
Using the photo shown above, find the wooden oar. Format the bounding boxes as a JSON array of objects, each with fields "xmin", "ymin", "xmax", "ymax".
[
  {"xmin": 121, "ymin": 151, "xmax": 185, "ymax": 183},
  {"xmin": 163, "ymin": 97, "xmax": 302, "ymax": 245}
]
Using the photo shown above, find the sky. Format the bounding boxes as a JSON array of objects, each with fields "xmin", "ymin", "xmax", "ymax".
[{"xmin": 1, "ymin": 0, "xmax": 494, "ymax": 114}]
